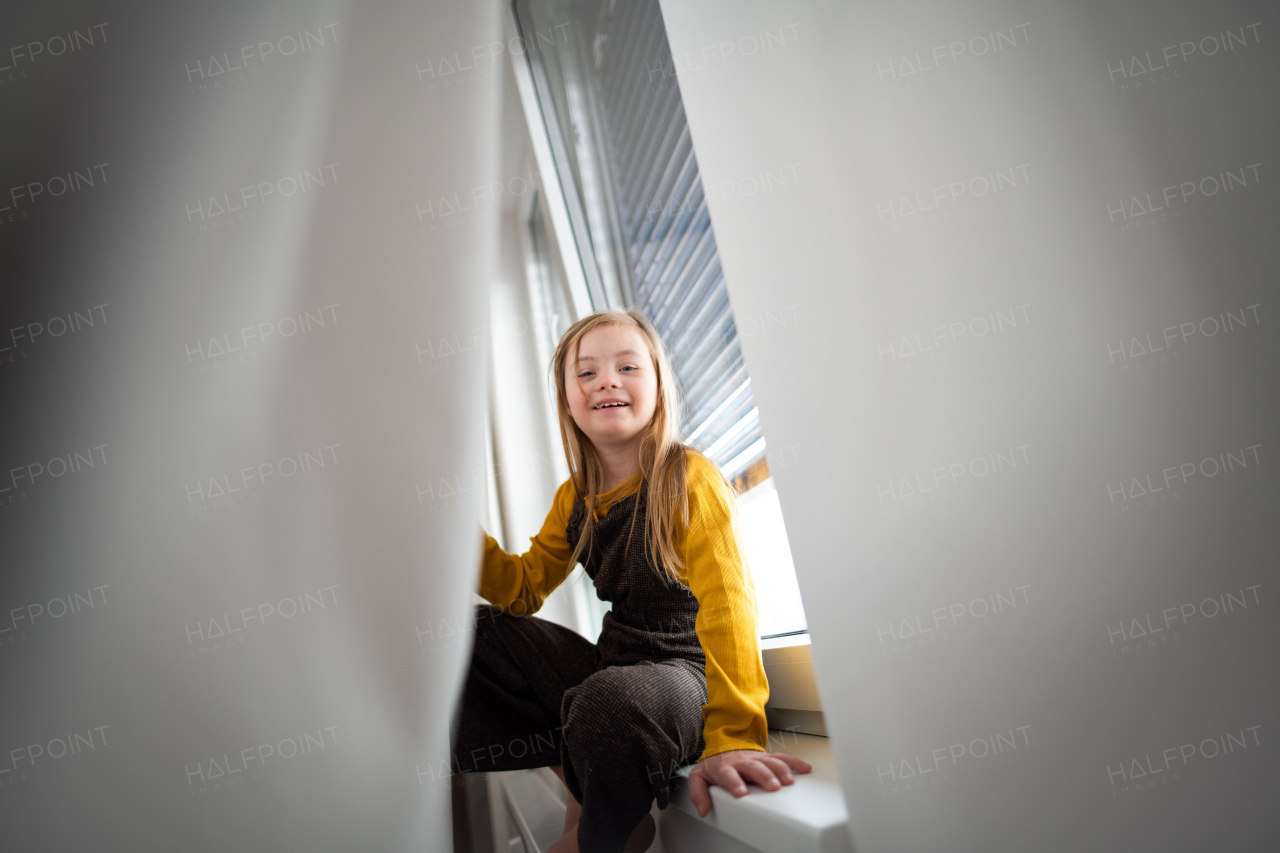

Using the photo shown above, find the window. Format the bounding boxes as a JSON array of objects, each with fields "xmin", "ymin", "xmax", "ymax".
[
  {"xmin": 515, "ymin": 0, "xmax": 763, "ymax": 476},
  {"xmin": 525, "ymin": 189, "xmax": 613, "ymax": 641},
  {"xmin": 527, "ymin": 192, "xmax": 575, "ymax": 374},
  {"xmin": 514, "ymin": 0, "xmax": 807, "ymax": 638}
]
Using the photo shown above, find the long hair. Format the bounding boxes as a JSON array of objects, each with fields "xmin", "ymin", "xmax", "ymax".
[{"xmin": 551, "ymin": 310, "xmax": 692, "ymax": 585}]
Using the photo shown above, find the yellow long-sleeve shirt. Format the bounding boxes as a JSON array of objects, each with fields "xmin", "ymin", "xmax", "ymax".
[{"xmin": 479, "ymin": 449, "xmax": 770, "ymax": 762}]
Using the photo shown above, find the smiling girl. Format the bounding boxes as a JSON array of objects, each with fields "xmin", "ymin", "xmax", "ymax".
[{"xmin": 452, "ymin": 310, "xmax": 810, "ymax": 853}]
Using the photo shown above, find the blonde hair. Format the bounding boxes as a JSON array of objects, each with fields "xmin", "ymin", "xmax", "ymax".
[{"xmin": 551, "ymin": 310, "xmax": 694, "ymax": 585}]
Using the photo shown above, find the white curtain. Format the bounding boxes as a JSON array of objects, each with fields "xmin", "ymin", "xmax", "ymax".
[
  {"xmin": 0, "ymin": 1, "xmax": 502, "ymax": 849},
  {"xmin": 661, "ymin": 1, "xmax": 1277, "ymax": 850}
]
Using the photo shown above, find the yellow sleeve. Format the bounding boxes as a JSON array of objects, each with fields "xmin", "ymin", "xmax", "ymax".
[
  {"xmin": 680, "ymin": 451, "xmax": 771, "ymax": 761},
  {"xmin": 479, "ymin": 479, "xmax": 578, "ymax": 616}
]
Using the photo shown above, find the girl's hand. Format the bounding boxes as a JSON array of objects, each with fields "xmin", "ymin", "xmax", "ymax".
[{"xmin": 687, "ymin": 749, "xmax": 813, "ymax": 818}]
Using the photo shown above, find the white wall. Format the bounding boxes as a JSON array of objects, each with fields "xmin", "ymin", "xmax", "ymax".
[
  {"xmin": 0, "ymin": 1, "xmax": 502, "ymax": 850},
  {"xmin": 660, "ymin": 1, "xmax": 1277, "ymax": 850}
]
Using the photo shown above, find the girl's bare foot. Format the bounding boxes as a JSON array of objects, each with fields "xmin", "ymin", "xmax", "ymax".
[{"xmin": 548, "ymin": 765, "xmax": 582, "ymax": 853}]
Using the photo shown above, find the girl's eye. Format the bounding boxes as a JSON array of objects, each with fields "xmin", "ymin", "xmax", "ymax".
[{"xmin": 578, "ymin": 371, "xmax": 594, "ymax": 378}]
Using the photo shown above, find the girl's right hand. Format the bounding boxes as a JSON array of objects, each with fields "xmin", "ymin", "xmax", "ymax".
[{"xmin": 687, "ymin": 749, "xmax": 813, "ymax": 818}]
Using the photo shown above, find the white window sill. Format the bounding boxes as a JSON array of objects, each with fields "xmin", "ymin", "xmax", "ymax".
[
  {"xmin": 661, "ymin": 730, "xmax": 852, "ymax": 853},
  {"xmin": 494, "ymin": 730, "xmax": 850, "ymax": 853}
]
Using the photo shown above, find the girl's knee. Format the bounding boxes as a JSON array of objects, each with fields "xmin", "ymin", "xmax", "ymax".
[
  {"xmin": 569, "ymin": 666, "xmax": 627, "ymax": 702},
  {"xmin": 562, "ymin": 674, "xmax": 619, "ymax": 741},
  {"xmin": 562, "ymin": 671, "xmax": 665, "ymax": 754}
]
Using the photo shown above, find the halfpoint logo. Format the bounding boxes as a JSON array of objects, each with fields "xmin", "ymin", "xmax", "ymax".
[
  {"xmin": 0, "ymin": 163, "xmax": 109, "ymax": 223},
  {"xmin": 874, "ymin": 23, "xmax": 1031, "ymax": 88},
  {"xmin": 1107, "ymin": 303, "xmax": 1261, "ymax": 372},
  {"xmin": 1106, "ymin": 162, "xmax": 1261, "ymax": 231},
  {"xmin": 0, "ymin": 724, "xmax": 110, "ymax": 783},
  {"xmin": 0, "ymin": 23, "xmax": 109, "ymax": 84},
  {"xmin": 185, "ymin": 585, "xmax": 339, "ymax": 655},
  {"xmin": 0, "ymin": 444, "xmax": 109, "ymax": 503},
  {"xmin": 185, "ymin": 725, "xmax": 340, "ymax": 795},
  {"xmin": 416, "ymin": 23, "xmax": 570, "ymax": 90},
  {"xmin": 877, "ymin": 304, "xmax": 1031, "ymax": 364},
  {"xmin": 184, "ymin": 444, "xmax": 339, "ymax": 512},
  {"xmin": 877, "ymin": 444, "xmax": 1032, "ymax": 508},
  {"xmin": 1106, "ymin": 584, "xmax": 1261, "ymax": 656},
  {"xmin": 1107, "ymin": 23, "xmax": 1262, "ymax": 92},
  {"xmin": 185, "ymin": 303, "xmax": 339, "ymax": 371},
  {"xmin": 1106, "ymin": 724, "xmax": 1262, "ymax": 795},
  {"xmin": 876, "ymin": 725, "xmax": 1031, "ymax": 794},
  {"xmin": 877, "ymin": 163, "xmax": 1031, "ymax": 228},
  {"xmin": 877, "ymin": 585, "xmax": 1031, "ymax": 651},
  {"xmin": 1, "ymin": 585, "xmax": 109, "ymax": 643},
  {"xmin": 184, "ymin": 163, "xmax": 339, "ymax": 233},
  {"xmin": 184, "ymin": 24, "xmax": 339, "ymax": 92},
  {"xmin": 1107, "ymin": 443, "xmax": 1261, "ymax": 514},
  {"xmin": 0, "ymin": 304, "xmax": 109, "ymax": 361}
]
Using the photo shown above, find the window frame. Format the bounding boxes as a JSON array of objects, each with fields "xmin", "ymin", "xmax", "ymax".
[{"xmin": 511, "ymin": 0, "xmax": 613, "ymax": 311}]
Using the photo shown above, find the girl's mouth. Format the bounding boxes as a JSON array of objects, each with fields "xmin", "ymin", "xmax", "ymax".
[{"xmin": 594, "ymin": 402, "xmax": 629, "ymax": 409}]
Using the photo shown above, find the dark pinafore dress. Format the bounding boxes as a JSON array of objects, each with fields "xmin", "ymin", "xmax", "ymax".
[{"xmin": 451, "ymin": 481, "xmax": 709, "ymax": 853}]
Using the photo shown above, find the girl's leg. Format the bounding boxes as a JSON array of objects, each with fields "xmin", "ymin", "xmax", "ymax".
[
  {"xmin": 451, "ymin": 605, "xmax": 599, "ymax": 775},
  {"xmin": 559, "ymin": 659, "xmax": 707, "ymax": 853},
  {"xmin": 549, "ymin": 764, "xmax": 655, "ymax": 853}
]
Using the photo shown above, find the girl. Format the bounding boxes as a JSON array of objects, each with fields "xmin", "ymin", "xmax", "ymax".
[{"xmin": 452, "ymin": 310, "xmax": 810, "ymax": 853}]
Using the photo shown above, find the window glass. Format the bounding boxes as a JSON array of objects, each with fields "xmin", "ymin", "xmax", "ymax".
[
  {"xmin": 736, "ymin": 479, "xmax": 808, "ymax": 637},
  {"xmin": 529, "ymin": 193, "xmax": 575, "ymax": 364}
]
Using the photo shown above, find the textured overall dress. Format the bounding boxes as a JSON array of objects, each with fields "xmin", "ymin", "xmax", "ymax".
[{"xmin": 450, "ymin": 481, "xmax": 709, "ymax": 853}]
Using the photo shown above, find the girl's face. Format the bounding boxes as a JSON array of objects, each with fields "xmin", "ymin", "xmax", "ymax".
[{"xmin": 566, "ymin": 324, "xmax": 659, "ymax": 453}]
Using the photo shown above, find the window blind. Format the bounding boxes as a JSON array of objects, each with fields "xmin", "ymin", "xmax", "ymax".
[
  {"xmin": 518, "ymin": 0, "xmax": 767, "ymax": 476},
  {"xmin": 587, "ymin": 0, "xmax": 765, "ymax": 475}
]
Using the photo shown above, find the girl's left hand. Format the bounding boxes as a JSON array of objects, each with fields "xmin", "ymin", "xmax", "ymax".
[{"xmin": 687, "ymin": 749, "xmax": 813, "ymax": 818}]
